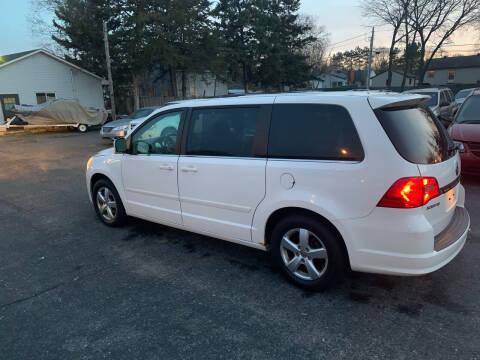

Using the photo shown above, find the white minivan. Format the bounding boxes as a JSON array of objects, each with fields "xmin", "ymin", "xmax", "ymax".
[{"xmin": 86, "ymin": 92, "xmax": 470, "ymax": 289}]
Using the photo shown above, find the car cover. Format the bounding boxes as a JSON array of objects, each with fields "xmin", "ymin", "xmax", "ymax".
[{"xmin": 13, "ymin": 99, "xmax": 107, "ymax": 126}]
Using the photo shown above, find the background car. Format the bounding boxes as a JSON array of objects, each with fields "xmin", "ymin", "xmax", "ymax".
[
  {"xmin": 100, "ymin": 106, "xmax": 160, "ymax": 139},
  {"xmin": 449, "ymin": 90, "xmax": 480, "ymax": 175},
  {"xmin": 455, "ymin": 88, "xmax": 478, "ymax": 106},
  {"xmin": 404, "ymin": 87, "xmax": 458, "ymax": 125}
]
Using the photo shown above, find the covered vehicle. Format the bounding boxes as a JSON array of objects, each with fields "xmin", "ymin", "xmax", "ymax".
[
  {"xmin": 449, "ymin": 90, "xmax": 480, "ymax": 175},
  {"xmin": 13, "ymin": 99, "xmax": 107, "ymax": 132},
  {"xmin": 100, "ymin": 107, "xmax": 159, "ymax": 139}
]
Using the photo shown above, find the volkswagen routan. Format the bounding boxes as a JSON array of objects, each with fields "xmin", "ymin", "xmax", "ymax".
[{"xmin": 86, "ymin": 92, "xmax": 470, "ymax": 289}]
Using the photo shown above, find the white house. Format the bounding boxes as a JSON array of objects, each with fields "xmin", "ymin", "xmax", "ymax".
[
  {"xmin": 310, "ymin": 72, "xmax": 348, "ymax": 89},
  {"xmin": 0, "ymin": 49, "xmax": 105, "ymax": 124},
  {"xmin": 370, "ymin": 70, "xmax": 417, "ymax": 88}
]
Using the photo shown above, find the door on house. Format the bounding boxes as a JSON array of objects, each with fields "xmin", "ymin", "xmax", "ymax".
[{"xmin": 0, "ymin": 94, "xmax": 20, "ymax": 122}]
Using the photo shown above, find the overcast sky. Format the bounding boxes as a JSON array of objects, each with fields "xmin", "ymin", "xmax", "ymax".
[{"xmin": 1, "ymin": 0, "xmax": 478, "ymax": 56}]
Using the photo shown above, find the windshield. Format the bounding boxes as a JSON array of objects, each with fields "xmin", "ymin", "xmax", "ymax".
[
  {"xmin": 456, "ymin": 96, "xmax": 480, "ymax": 124},
  {"xmin": 129, "ymin": 108, "xmax": 155, "ymax": 119},
  {"xmin": 456, "ymin": 89, "xmax": 471, "ymax": 99},
  {"xmin": 375, "ymin": 106, "xmax": 453, "ymax": 164},
  {"xmin": 411, "ymin": 92, "xmax": 438, "ymax": 107}
]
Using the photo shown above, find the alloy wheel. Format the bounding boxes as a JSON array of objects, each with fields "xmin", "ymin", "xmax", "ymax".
[
  {"xmin": 96, "ymin": 186, "xmax": 117, "ymax": 222},
  {"xmin": 280, "ymin": 228, "xmax": 328, "ymax": 281}
]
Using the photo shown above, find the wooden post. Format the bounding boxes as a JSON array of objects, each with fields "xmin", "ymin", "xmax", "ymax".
[
  {"xmin": 366, "ymin": 27, "xmax": 375, "ymax": 90},
  {"xmin": 103, "ymin": 21, "xmax": 116, "ymax": 121}
]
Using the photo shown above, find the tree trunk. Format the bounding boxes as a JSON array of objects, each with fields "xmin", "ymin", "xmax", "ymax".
[
  {"xmin": 242, "ymin": 62, "xmax": 248, "ymax": 93},
  {"xmin": 213, "ymin": 75, "xmax": 217, "ymax": 97},
  {"xmin": 132, "ymin": 73, "xmax": 140, "ymax": 111},
  {"xmin": 386, "ymin": 26, "xmax": 399, "ymax": 89},
  {"xmin": 169, "ymin": 67, "xmax": 177, "ymax": 98},
  {"xmin": 416, "ymin": 36, "xmax": 426, "ymax": 85},
  {"xmin": 181, "ymin": 70, "xmax": 187, "ymax": 99}
]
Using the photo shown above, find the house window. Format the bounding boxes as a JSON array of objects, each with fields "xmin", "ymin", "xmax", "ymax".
[
  {"xmin": 448, "ymin": 70, "xmax": 455, "ymax": 81},
  {"xmin": 428, "ymin": 71, "xmax": 435, "ymax": 78},
  {"xmin": 409, "ymin": 78, "xmax": 412, "ymax": 85},
  {"xmin": 36, "ymin": 93, "xmax": 55, "ymax": 104}
]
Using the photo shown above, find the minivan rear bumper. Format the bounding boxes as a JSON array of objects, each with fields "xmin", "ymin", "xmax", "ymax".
[{"xmin": 337, "ymin": 205, "xmax": 470, "ymax": 276}]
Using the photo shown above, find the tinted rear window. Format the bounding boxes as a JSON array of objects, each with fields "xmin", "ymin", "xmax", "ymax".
[
  {"xmin": 268, "ymin": 104, "xmax": 364, "ymax": 161},
  {"xmin": 375, "ymin": 106, "xmax": 453, "ymax": 164}
]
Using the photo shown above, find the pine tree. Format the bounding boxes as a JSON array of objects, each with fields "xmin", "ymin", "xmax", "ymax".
[{"xmin": 214, "ymin": 0, "xmax": 257, "ymax": 92}]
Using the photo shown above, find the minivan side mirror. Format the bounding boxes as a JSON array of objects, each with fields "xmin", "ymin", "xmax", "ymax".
[{"xmin": 114, "ymin": 138, "xmax": 127, "ymax": 153}]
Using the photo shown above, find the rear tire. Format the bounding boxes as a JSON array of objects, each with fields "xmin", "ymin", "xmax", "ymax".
[
  {"xmin": 271, "ymin": 215, "xmax": 346, "ymax": 290},
  {"xmin": 92, "ymin": 179, "xmax": 126, "ymax": 227},
  {"xmin": 78, "ymin": 124, "xmax": 88, "ymax": 133}
]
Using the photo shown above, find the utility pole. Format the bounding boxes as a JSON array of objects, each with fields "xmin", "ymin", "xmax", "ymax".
[
  {"xmin": 366, "ymin": 26, "xmax": 375, "ymax": 90},
  {"xmin": 103, "ymin": 21, "xmax": 116, "ymax": 121}
]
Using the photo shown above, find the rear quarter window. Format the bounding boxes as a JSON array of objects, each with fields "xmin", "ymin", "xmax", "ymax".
[
  {"xmin": 268, "ymin": 104, "xmax": 364, "ymax": 161},
  {"xmin": 374, "ymin": 106, "xmax": 453, "ymax": 164}
]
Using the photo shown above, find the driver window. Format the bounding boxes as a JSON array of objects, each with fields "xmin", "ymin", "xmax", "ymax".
[{"xmin": 131, "ymin": 111, "xmax": 182, "ymax": 155}]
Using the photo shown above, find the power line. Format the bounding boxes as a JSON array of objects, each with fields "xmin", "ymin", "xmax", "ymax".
[
  {"xmin": 329, "ymin": 33, "xmax": 368, "ymax": 47},
  {"xmin": 437, "ymin": 43, "xmax": 480, "ymax": 47}
]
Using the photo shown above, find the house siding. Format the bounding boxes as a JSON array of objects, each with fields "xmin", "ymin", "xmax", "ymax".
[
  {"xmin": 423, "ymin": 67, "xmax": 480, "ymax": 86},
  {"xmin": 371, "ymin": 71, "xmax": 415, "ymax": 88},
  {"xmin": 0, "ymin": 52, "xmax": 104, "ymax": 123}
]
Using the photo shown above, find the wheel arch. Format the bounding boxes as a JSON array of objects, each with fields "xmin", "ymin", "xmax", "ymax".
[
  {"xmin": 264, "ymin": 207, "xmax": 351, "ymax": 269},
  {"xmin": 89, "ymin": 172, "xmax": 126, "ymax": 205}
]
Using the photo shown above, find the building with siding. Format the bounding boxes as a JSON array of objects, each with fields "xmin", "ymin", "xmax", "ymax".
[
  {"xmin": 370, "ymin": 70, "xmax": 417, "ymax": 88},
  {"xmin": 424, "ymin": 54, "xmax": 480, "ymax": 86},
  {"xmin": 0, "ymin": 49, "xmax": 105, "ymax": 124}
]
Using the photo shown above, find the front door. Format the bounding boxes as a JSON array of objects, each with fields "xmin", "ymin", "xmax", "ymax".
[
  {"xmin": 0, "ymin": 94, "xmax": 19, "ymax": 123},
  {"xmin": 178, "ymin": 106, "xmax": 268, "ymax": 242},
  {"xmin": 121, "ymin": 110, "xmax": 184, "ymax": 225}
]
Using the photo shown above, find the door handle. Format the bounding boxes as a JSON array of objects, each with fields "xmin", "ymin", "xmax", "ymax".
[
  {"xmin": 158, "ymin": 164, "xmax": 174, "ymax": 171},
  {"xmin": 181, "ymin": 166, "xmax": 198, "ymax": 173}
]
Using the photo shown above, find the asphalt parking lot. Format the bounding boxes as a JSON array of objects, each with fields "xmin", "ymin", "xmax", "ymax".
[{"xmin": 1, "ymin": 130, "xmax": 479, "ymax": 359}]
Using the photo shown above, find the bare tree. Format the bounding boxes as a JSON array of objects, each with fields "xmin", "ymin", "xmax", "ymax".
[
  {"xmin": 362, "ymin": 0, "xmax": 410, "ymax": 88},
  {"xmin": 300, "ymin": 16, "xmax": 330, "ymax": 87},
  {"xmin": 409, "ymin": 0, "xmax": 480, "ymax": 84},
  {"xmin": 28, "ymin": 0, "xmax": 63, "ymax": 54}
]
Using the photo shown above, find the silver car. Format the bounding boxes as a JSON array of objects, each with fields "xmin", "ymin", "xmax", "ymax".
[
  {"xmin": 404, "ymin": 87, "xmax": 458, "ymax": 119},
  {"xmin": 101, "ymin": 107, "xmax": 159, "ymax": 139}
]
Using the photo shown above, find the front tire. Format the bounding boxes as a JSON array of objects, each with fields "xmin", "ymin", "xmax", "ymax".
[
  {"xmin": 271, "ymin": 215, "xmax": 346, "ymax": 290},
  {"xmin": 92, "ymin": 179, "xmax": 126, "ymax": 226}
]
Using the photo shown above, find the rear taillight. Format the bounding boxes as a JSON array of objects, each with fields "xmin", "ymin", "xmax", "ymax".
[{"xmin": 377, "ymin": 177, "xmax": 440, "ymax": 208}]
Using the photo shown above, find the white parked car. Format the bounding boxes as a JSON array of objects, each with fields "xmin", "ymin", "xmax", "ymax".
[{"xmin": 86, "ymin": 92, "xmax": 470, "ymax": 289}]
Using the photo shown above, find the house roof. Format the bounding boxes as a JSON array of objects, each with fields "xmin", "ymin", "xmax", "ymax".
[
  {"xmin": 318, "ymin": 71, "xmax": 347, "ymax": 81},
  {"xmin": 0, "ymin": 49, "xmax": 104, "ymax": 80},
  {"xmin": 370, "ymin": 70, "xmax": 416, "ymax": 79},
  {"xmin": 0, "ymin": 49, "xmax": 38, "ymax": 64},
  {"xmin": 428, "ymin": 54, "xmax": 480, "ymax": 70}
]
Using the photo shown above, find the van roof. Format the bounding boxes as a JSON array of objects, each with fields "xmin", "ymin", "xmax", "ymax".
[
  {"xmin": 157, "ymin": 91, "xmax": 430, "ymax": 112},
  {"xmin": 404, "ymin": 88, "xmax": 447, "ymax": 93}
]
